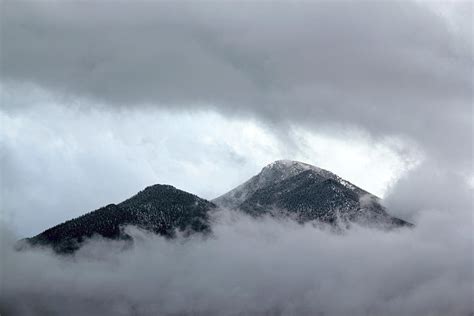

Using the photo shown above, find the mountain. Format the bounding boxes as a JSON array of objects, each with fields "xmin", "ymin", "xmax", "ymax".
[
  {"xmin": 25, "ymin": 160, "xmax": 409, "ymax": 253},
  {"xmin": 213, "ymin": 160, "xmax": 410, "ymax": 227},
  {"xmin": 26, "ymin": 185, "xmax": 216, "ymax": 253}
]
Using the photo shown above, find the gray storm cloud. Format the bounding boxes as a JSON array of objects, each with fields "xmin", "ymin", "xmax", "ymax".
[
  {"xmin": 1, "ymin": 0, "xmax": 472, "ymax": 166},
  {"xmin": 1, "ymin": 210, "xmax": 472, "ymax": 316},
  {"xmin": 0, "ymin": 1, "xmax": 472, "ymax": 315}
]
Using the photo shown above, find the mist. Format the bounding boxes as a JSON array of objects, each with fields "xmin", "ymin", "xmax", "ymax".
[
  {"xmin": 1, "ymin": 207, "xmax": 472, "ymax": 316},
  {"xmin": 0, "ymin": 0, "xmax": 472, "ymax": 315}
]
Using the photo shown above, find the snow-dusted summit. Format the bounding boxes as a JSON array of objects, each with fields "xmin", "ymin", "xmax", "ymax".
[
  {"xmin": 213, "ymin": 160, "xmax": 409, "ymax": 227},
  {"xmin": 214, "ymin": 160, "xmax": 355, "ymax": 208}
]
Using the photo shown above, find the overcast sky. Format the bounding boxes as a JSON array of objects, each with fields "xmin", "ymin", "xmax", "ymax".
[
  {"xmin": 0, "ymin": 0, "xmax": 472, "ymax": 237},
  {"xmin": 0, "ymin": 1, "xmax": 473, "ymax": 315}
]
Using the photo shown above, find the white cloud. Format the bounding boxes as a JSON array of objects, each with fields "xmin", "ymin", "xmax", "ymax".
[
  {"xmin": 290, "ymin": 127, "xmax": 422, "ymax": 197},
  {"xmin": 0, "ymin": 85, "xmax": 416, "ymax": 237},
  {"xmin": 1, "ymin": 209, "xmax": 472, "ymax": 315}
]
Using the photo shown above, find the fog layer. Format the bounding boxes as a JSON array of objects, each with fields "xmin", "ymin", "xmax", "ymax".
[{"xmin": 1, "ymin": 209, "xmax": 472, "ymax": 316}]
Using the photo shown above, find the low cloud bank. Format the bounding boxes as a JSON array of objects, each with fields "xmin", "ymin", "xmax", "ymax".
[{"xmin": 1, "ymin": 208, "xmax": 472, "ymax": 316}]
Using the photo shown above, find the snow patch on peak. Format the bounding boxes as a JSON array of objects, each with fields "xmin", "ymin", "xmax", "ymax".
[
  {"xmin": 260, "ymin": 160, "xmax": 336, "ymax": 181},
  {"xmin": 261, "ymin": 160, "xmax": 320, "ymax": 175},
  {"xmin": 214, "ymin": 160, "xmax": 337, "ymax": 208},
  {"xmin": 257, "ymin": 160, "xmax": 319, "ymax": 185},
  {"xmin": 264, "ymin": 159, "xmax": 314, "ymax": 170},
  {"xmin": 213, "ymin": 160, "xmax": 372, "ymax": 209},
  {"xmin": 338, "ymin": 178, "xmax": 356, "ymax": 190}
]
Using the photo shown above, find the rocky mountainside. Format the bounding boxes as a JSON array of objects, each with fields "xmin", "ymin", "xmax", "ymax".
[
  {"xmin": 26, "ymin": 185, "xmax": 216, "ymax": 253},
  {"xmin": 25, "ymin": 160, "xmax": 410, "ymax": 254},
  {"xmin": 213, "ymin": 160, "xmax": 409, "ymax": 227}
]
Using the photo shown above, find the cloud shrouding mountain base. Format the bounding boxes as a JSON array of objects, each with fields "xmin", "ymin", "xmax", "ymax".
[
  {"xmin": 0, "ymin": 1, "xmax": 471, "ymax": 314},
  {"xmin": 1, "ymin": 209, "xmax": 472, "ymax": 316}
]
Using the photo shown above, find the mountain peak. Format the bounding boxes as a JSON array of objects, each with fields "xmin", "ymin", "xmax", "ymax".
[
  {"xmin": 259, "ymin": 160, "xmax": 322, "ymax": 184},
  {"xmin": 28, "ymin": 184, "xmax": 215, "ymax": 253},
  {"xmin": 262, "ymin": 159, "xmax": 326, "ymax": 176},
  {"xmin": 213, "ymin": 160, "xmax": 335, "ymax": 209},
  {"xmin": 264, "ymin": 159, "xmax": 313, "ymax": 168},
  {"xmin": 263, "ymin": 159, "xmax": 314, "ymax": 171},
  {"xmin": 213, "ymin": 160, "xmax": 409, "ymax": 228}
]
